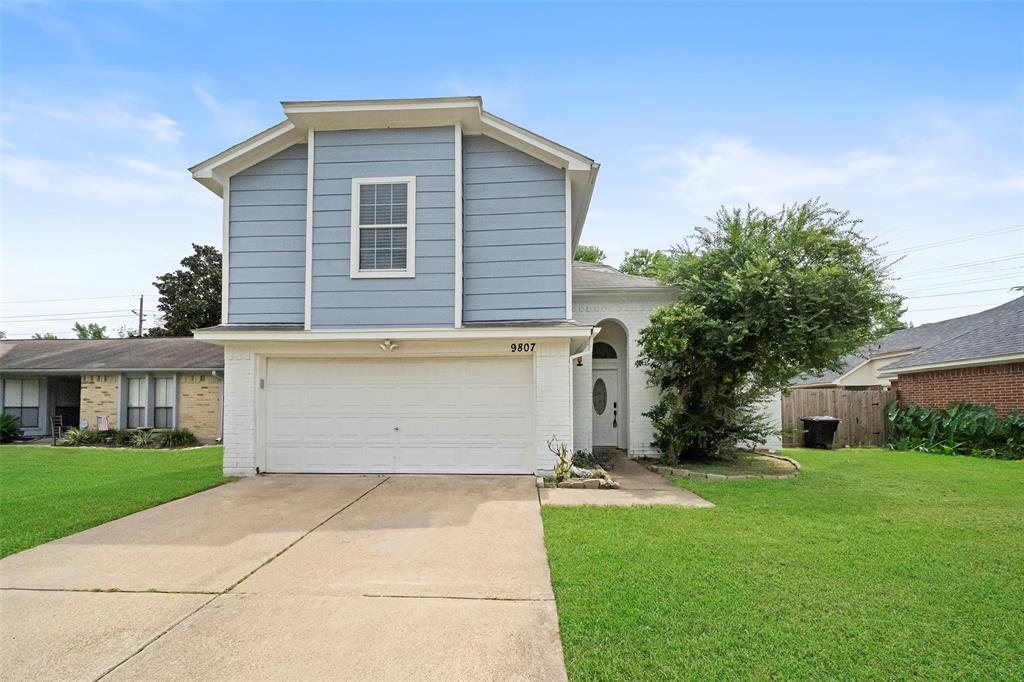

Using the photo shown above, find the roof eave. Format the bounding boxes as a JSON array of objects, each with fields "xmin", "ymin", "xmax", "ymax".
[{"xmin": 880, "ymin": 352, "xmax": 1024, "ymax": 377}]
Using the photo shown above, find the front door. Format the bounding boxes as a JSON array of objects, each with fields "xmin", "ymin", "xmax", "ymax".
[{"xmin": 592, "ymin": 369, "xmax": 619, "ymax": 447}]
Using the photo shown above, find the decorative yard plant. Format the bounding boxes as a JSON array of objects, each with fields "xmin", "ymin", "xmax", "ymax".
[
  {"xmin": 0, "ymin": 414, "xmax": 22, "ymax": 443},
  {"xmin": 887, "ymin": 401, "xmax": 1024, "ymax": 460},
  {"xmin": 637, "ymin": 199, "xmax": 903, "ymax": 463}
]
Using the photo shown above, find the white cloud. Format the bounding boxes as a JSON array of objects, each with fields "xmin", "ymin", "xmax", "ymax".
[
  {"xmin": 1, "ymin": 155, "xmax": 209, "ymax": 205},
  {"xmin": 192, "ymin": 83, "xmax": 221, "ymax": 113},
  {"xmin": 8, "ymin": 99, "xmax": 184, "ymax": 144},
  {"xmin": 643, "ymin": 132, "xmax": 1023, "ymax": 212}
]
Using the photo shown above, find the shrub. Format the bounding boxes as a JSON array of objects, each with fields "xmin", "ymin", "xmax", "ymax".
[
  {"xmin": 0, "ymin": 414, "xmax": 23, "ymax": 443},
  {"xmin": 158, "ymin": 429, "xmax": 198, "ymax": 449},
  {"xmin": 105, "ymin": 429, "xmax": 135, "ymax": 447},
  {"xmin": 58, "ymin": 428, "xmax": 88, "ymax": 446},
  {"xmin": 130, "ymin": 430, "xmax": 157, "ymax": 448},
  {"xmin": 887, "ymin": 402, "xmax": 1024, "ymax": 460}
]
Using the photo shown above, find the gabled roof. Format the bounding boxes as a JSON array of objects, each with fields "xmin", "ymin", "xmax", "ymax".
[
  {"xmin": 791, "ymin": 296, "xmax": 1024, "ymax": 385},
  {"xmin": 883, "ymin": 300, "xmax": 1024, "ymax": 373},
  {"xmin": 189, "ymin": 96, "xmax": 600, "ymax": 248},
  {"xmin": 0, "ymin": 339, "xmax": 224, "ymax": 372},
  {"xmin": 572, "ymin": 261, "xmax": 676, "ymax": 293}
]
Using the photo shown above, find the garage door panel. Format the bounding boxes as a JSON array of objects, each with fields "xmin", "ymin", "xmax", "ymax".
[{"xmin": 263, "ymin": 356, "xmax": 534, "ymax": 474}]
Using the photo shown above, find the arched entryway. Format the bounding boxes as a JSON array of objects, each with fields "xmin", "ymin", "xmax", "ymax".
[{"xmin": 591, "ymin": 319, "xmax": 628, "ymax": 452}]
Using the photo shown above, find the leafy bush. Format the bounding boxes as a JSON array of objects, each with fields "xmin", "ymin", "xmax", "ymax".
[
  {"xmin": 58, "ymin": 428, "xmax": 89, "ymax": 446},
  {"xmin": 0, "ymin": 414, "xmax": 23, "ymax": 443},
  {"xmin": 104, "ymin": 429, "xmax": 135, "ymax": 447},
  {"xmin": 158, "ymin": 429, "xmax": 198, "ymax": 448},
  {"xmin": 548, "ymin": 436, "xmax": 574, "ymax": 482},
  {"xmin": 887, "ymin": 402, "xmax": 1024, "ymax": 460},
  {"xmin": 130, "ymin": 430, "xmax": 157, "ymax": 448},
  {"xmin": 637, "ymin": 200, "xmax": 902, "ymax": 463}
]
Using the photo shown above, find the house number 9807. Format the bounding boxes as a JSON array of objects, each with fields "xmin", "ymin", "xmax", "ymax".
[{"xmin": 510, "ymin": 343, "xmax": 535, "ymax": 353}]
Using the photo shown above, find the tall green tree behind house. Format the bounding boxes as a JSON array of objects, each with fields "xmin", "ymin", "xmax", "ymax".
[
  {"xmin": 637, "ymin": 199, "xmax": 903, "ymax": 462},
  {"xmin": 149, "ymin": 244, "xmax": 222, "ymax": 337},
  {"xmin": 620, "ymin": 248, "xmax": 673, "ymax": 281},
  {"xmin": 574, "ymin": 245, "xmax": 606, "ymax": 263},
  {"xmin": 72, "ymin": 323, "xmax": 107, "ymax": 339}
]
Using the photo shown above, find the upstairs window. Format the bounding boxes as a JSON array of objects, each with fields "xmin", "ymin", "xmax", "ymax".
[
  {"xmin": 351, "ymin": 177, "xmax": 415, "ymax": 278},
  {"xmin": 4, "ymin": 378, "xmax": 39, "ymax": 428}
]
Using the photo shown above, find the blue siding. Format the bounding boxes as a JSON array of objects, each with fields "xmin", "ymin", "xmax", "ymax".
[
  {"xmin": 228, "ymin": 144, "xmax": 307, "ymax": 325},
  {"xmin": 311, "ymin": 127, "xmax": 456, "ymax": 328},
  {"xmin": 462, "ymin": 135, "xmax": 566, "ymax": 322}
]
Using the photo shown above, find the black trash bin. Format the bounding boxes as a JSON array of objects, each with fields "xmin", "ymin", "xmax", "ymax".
[{"xmin": 801, "ymin": 416, "xmax": 841, "ymax": 449}]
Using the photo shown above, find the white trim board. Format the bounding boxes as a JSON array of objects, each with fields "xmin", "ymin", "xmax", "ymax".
[{"xmin": 303, "ymin": 128, "xmax": 315, "ymax": 330}]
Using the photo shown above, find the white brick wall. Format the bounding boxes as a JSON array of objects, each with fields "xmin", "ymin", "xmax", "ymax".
[
  {"xmin": 534, "ymin": 338, "xmax": 572, "ymax": 474},
  {"xmin": 223, "ymin": 345, "xmax": 258, "ymax": 476},
  {"xmin": 573, "ymin": 293, "xmax": 676, "ymax": 458}
]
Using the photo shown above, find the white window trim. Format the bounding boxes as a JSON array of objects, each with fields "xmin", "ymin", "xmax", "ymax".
[{"xmin": 349, "ymin": 176, "xmax": 416, "ymax": 279}]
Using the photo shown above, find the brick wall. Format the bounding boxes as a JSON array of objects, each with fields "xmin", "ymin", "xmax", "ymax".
[
  {"xmin": 178, "ymin": 373, "xmax": 221, "ymax": 442},
  {"xmin": 897, "ymin": 362, "xmax": 1024, "ymax": 416},
  {"xmin": 80, "ymin": 374, "xmax": 120, "ymax": 429}
]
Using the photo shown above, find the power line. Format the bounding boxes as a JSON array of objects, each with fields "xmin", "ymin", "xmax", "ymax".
[
  {"xmin": 898, "ymin": 264, "xmax": 1023, "ymax": 283},
  {"xmin": 884, "ymin": 224, "xmax": 1024, "ymax": 256},
  {"xmin": 905, "ymin": 287, "xmax": 1018, "ymax": 300},
  {"xmin": 0, "ymin": 294, "xmax": 142, "ymax": 305},
  {"xmin": 899, "ymin": 253, "xmax": 1023, "ymax": 277},
  {"xmin": 0, "ymin": 308, "xmax": 136, "ymax": 321},
  {"xmin": 906, "ymin": 301, "xmax": 1014, "ymax": 313},
  {"xmin": 0, "ymin": 314, "xmax": 144, "ymax": 325},
  {"xmin": 900, "ymin": 272, "xmax": 1024, "ymax": 293}
]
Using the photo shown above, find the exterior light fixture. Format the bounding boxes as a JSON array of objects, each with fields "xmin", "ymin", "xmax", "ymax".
[{"xmin": 379, "ymin": 339, "xmax": 398, "ymax": 352}]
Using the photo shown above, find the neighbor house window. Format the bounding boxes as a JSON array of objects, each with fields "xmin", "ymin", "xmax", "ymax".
[
  {"xmin": 154, "ymin": 377, "xmax": 174, "ymax": 429},
  {"xmin": 350, "ymin": 177, "xmax": 415, "ymax": 278},
  {"xmin": 3, "ymin": 379, "xmax": 39, "ymax": 428},
  {"xmin": 127, "ymin": 377, "xmax": 146, "ymax": 428}
]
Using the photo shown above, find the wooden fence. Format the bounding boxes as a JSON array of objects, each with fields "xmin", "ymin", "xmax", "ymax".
[{"xmin": 781, "ymin": 387, "xmax": 891, "ymax": 448}]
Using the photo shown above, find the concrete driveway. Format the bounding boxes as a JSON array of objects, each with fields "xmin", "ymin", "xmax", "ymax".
[{"xmin": 0, "ymin": 475, "xmax": 566, "ymax": 682}]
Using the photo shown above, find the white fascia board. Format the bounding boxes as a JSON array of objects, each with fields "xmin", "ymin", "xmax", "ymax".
[
  {"xmin": 194, "ymin": 326, "xmax": 596, "ymax": 344},
  {"xmin": 189, "ymin": 120, "xmax": 303, "ymax": 196},
  {"xmin": 878, "ymin": 353, "xmax": 1024, "ymax": 377},
  {"xmin": 480, "ymin": 112, "xmax": 594, "ymax": 170},
  {"xmin": 283, "ymin": 98, "xmax": 483, "ymax": 135}
]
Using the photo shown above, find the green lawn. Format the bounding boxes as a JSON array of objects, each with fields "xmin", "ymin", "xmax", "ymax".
[
  {"xmin": 542, "ymin": 448, "xmax": 1024, "ymax": 681},
  {"xmin": 0, "ymin": 445, "xmax": 229, "ymax": 558}
]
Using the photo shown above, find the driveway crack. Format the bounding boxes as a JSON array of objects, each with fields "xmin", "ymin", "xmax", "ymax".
[{"xmin": 92, "ymin": 476, "xmax": 391, "ymax": 681}]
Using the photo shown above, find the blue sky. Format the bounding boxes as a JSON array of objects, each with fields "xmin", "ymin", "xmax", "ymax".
[{"xmin": 1, "ymin": 1, "xmax": 1022, "ymax": 337}]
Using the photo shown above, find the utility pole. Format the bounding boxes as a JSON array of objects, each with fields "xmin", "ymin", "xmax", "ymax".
[{"xmin": 133, "ymin": 295, "xmax": 144, "ymax": 336}]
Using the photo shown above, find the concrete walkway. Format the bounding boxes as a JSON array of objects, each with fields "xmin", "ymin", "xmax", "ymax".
[
  {"xmin": 539, "ymin": 456, "xmax": 714, "ymax": 507},
  {"xmin": 0, "ymin": 475, "xmax": 566, "ymax": 682}
]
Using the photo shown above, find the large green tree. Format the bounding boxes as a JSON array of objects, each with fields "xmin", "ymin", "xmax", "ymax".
[
  {"xmin": 574, "ymin": 244, "xmax": 606, "ymax": 263},
  {"xmin": 72, "ymin": 323, "xmax": 107, "ymax": 339},
  {"xmin": 149, "ymin": 244, "xmax": 222, "ymax": 337},
  {"xmin": 619, "ymin": 248, "xmax": 673, "ymax": 281},
  {"xmin": 637, "ymin": 199, "xmax": 903, "ymax": 462}
]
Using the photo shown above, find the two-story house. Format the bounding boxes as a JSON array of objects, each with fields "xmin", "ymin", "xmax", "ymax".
[{"xmin": 191, "ymin": 97, "xmax": 766, "ymax": 477}]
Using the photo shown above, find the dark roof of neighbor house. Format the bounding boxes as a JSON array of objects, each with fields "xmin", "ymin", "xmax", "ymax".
[
  {"xmin": 884, "ymin": 303, "xmax": 1024, "ymax": 371},
  {"xmin": 790, "ymin": 296, "xmax": 1024, "ymax": 385},
  {"xmin": 572, "ymin": 261, "xmax": 675, "ymax": 292},
  {"xmin": 0, "ymin": 338, "xmax": 224, "ymax": 372}
]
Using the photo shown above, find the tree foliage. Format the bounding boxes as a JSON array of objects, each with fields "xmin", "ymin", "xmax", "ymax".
[
  {"xmin": 150, "ymin": 244, "xmax": 222, "ymax": 337},
  {"xmin": 574, "ymin": 244, "xmax": 606, "ymax": 263},
  {"xmin": 619, "ymin": 248, "xmax": 673, "ymax": 281},
  {"xmin": 72, "ymin": 323, "xmax": 107, "ymax": 339},
  {"xmin": 637, "ymin": 199, "xmax": 903, "ymax": 462},
  {"xmin": 31, "ymin": 332, "xmax": 58, "ymax": 340}
]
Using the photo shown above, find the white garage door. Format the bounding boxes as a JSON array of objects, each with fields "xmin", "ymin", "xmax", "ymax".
[{"xmin": 263, "ymin": 356, "xmax": 534, "ymax": 474}]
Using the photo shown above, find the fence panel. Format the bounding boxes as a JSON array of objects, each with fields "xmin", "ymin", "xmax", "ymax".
[{"xmin": 781, "ymin": 387, "xmax": 890, "ymax": 448}]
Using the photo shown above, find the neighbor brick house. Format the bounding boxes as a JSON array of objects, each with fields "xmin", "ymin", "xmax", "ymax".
[
  {"xmin": 881, "ymin": 299, "xmax": 1023, "ymax": 416},
  {"xmin": 0, "ymin": 338, "xmax": 223, "ymax": 441}
]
